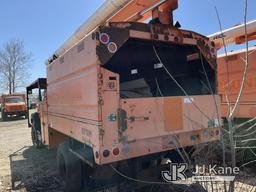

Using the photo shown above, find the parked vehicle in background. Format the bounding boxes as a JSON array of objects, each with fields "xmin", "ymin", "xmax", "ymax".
[
  {"xmin": 209, "ymin": 19, "xmax": 256, "ymax": 164},
  {"xmin": 217, "ymin": 46, "xmax": 256, "ymax": 118},
  {"xmin": 209, "ymin": 19, "xmax": 256, "ymax": 119},
  {"xmin": 1, "ymin": 94, "xmax": 28, "ymax": 121}
]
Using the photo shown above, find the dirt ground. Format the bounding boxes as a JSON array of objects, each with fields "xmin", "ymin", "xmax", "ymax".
[
  {"xmin": 0, "ymin": 114, "xmax": 255, "ymax": 192},
  {"xmin": 0, "ymin": 114, "xmax": 63, "ymax": 192}
]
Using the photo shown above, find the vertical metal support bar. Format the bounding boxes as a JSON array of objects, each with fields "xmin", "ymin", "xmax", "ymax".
[
  {"xmin": 38, "ymin": 81, "xmax": 42, "ymax": 102},
  {"xmin": 26, "ymin": 89, "xmax": 31, "ymax": 127}
]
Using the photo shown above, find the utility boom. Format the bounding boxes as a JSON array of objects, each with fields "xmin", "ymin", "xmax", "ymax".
[
  {"xmin": 208, "ymin": 20, "xmax": 256, "ymax": 49},
  {"xmin": 47, "ymin": 0, "xmax": 178, "ymax": 65}
]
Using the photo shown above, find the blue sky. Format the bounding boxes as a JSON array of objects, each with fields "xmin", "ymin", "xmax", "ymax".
[{"xmin": 0, "ymin": 0, "xmax": 255, "ymax": 89}]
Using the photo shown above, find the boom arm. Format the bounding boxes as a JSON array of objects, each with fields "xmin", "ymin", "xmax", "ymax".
[
  {"xmin": 110, "ymin": 0, "xmax": 178, "ymax": 24},
  {"xmin": 208, "ymin": 20, "xmax": 256, "ymax": 50},
  {"xmin": 46, "ymin": 0, "xmax": 178, "ymax": 65}
]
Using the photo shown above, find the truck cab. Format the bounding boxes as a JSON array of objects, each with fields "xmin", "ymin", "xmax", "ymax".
[{"xmin": 1, "ymin": 94, "xmax": 28, "ymax": 121}]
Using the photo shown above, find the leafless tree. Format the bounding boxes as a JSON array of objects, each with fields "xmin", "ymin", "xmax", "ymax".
[{"xmin": 0, "ymin": 39, "xmax": 32, "ymax": 94}]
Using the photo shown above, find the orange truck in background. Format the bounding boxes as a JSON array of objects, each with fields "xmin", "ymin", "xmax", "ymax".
[
  {"xmin": 1, "ymin": 94, "xmax": 28, "ymax": 121},
  {"xmin": 209, "ymin": 20, "xmax": 256, "ymax": 165},
  {"xmin": 218, "ymin": 47, "xmax": 256, "ymax": 118},
  {"xmin": 209, "ymin": 20, "xmax": 256, "ymax": 119},
  {"xmin": 27, "ymin": 1, "xmax": 221, "ymax": 191}
]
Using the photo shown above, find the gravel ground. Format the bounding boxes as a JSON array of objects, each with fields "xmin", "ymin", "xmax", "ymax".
[
  {"xmin": 0, "ymin": 114, "xmax": 255, "ymax": 192},
  {"xmin": 0, "ymin": 114, "xmax": 63, "ymax": 192}
]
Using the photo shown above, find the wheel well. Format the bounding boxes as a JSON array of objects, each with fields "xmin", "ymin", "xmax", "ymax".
[{"xmin": 68, "ymin": 138, "xmax": 95, "ymax": 167}]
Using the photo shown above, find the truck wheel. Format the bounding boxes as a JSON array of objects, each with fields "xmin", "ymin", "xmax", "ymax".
[
  {"xmin": 31, "ymin": 113, "xmax": 42, "ymax": 147},
  {"xmin": 31, "ymin": 127, "xmax": 40, "ymax": 146},
  {"xmin": 57, "ymin": 142, "xmax": 82, "ymax": 192}
]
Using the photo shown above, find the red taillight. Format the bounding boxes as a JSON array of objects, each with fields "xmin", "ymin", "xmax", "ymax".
[
  {"xmin": 100, "ymin": 33, "xmax": 110, "ymax": 44},
  {"xmin": 112, "ymin": 147, "xmax": 120, "ymax": 156}
]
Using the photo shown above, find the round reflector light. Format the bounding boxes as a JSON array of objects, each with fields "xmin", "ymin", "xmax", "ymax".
[
  {"xmin": 108, "ymin": 42, "xmax": 117, "ymax": 53},
  {"xmin": 112, "ymin": 147, "xmax": 120, "ymax": 156},
  {"xmin": 103, "ymin": 149, "xmax": 110, "ymax": 158},
  {"xmin": 100, "ymin": 33, "xmax": 110, "ymax": 44}
]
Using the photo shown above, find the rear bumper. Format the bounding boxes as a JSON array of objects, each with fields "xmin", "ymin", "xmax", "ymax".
[{"xmin": 97, "ymin": 127, "xmax": 220, "ymax": 165}]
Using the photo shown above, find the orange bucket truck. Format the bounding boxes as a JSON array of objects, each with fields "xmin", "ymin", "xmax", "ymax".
[
  {"xmin": 209, "ymin": 20, "xmax": 256, "ymax": 119},
  {"xmin": 27, "ymin": 0, "xmax": 221, "ymax": 191}
]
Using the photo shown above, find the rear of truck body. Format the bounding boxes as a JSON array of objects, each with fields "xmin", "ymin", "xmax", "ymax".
[{"xmin": 36, "ymin": 22, "xmax": 221, "ymax": 166}]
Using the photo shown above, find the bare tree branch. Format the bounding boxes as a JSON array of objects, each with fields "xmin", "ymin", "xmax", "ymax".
[
  {"xmin": 229, "ymin": 0, "xmax": 249, "ymax": 119},
  {"xmin": 0, "ymin": 39, "xmax": 32, "ymax": 94}
]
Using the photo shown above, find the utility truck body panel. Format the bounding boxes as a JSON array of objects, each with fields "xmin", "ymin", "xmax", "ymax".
[{"xmin": 217, "ymin": 46, "xmax": 256, "ymax": 118}]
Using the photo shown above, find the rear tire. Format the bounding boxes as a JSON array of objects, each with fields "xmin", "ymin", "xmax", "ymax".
[
  {"xmin": 31, "ymin": 113, "xmax": 42, "ymax": 147},
  {"xmin": 57, "ymin": 142, "xmax": 82, "ymax": 192}
]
